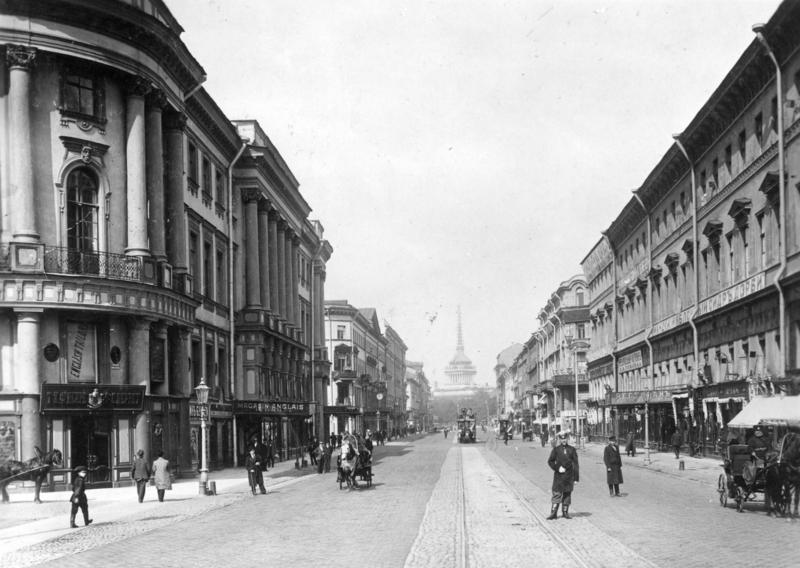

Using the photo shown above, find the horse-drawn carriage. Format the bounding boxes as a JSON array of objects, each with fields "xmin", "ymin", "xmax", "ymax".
[
  {"xmin": 717, "ymin": 395, "xmax": 800, "ymax": 517},
  {"xmin": 0, "ymin": 447, "xmax": 63, "ymax": 503},
  {"xmin": 336, "ymin": 435, "xmax": 373, "ymax": 490},
  {"xmin": 717, "ymin": 443, "xmax": 781, "ymax": 513}
]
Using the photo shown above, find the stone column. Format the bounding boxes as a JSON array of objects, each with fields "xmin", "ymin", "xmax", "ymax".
[
  {"xmin": 284, "ymin": 229, "xmax": 295, "ymax": 327},
  {"xmin": 243, "ymin": 190, "xmax": 261, "ymax": 308},
  {"xmin": 291, "ymin": 236, "xmax": 300, "ymax": 330},
  {"xmin": 125, "ymin": 78, "xmax": 151, "ymax": 257},
  {"xmin": 313, "ymin": 263, "xmax": 326, "ymax": 349},
  {"xmin": 129, "ymin": 319, "xmax": 152, "ymax": 459},
  {"xmin": 7, "ymin": 46, "xmax": 38, "ymax": 243},
  {"xmin": 276, "ymin": 221, "xmax": 287, "ymax": 321},
  {"xmin": 164, "ymin": 112, "xmax": 187, "ymax": 274},
  {"xmin": 16, "ymin": 311, "xmax": 41, "ymax": 460},
  {"xmin": 258, "ymin": 205, "xmax": 271, "ymax": 311},
  {"xmin": 146, "ymin": 90, "xmax": 167, "ymax": 262},
  {"xmin": 268, "ymin": 212, "xmax": 280, "ymax": 317},
  {"xmin": 174, "ymin": 327, "xmax": 194, "ymax": 477}
]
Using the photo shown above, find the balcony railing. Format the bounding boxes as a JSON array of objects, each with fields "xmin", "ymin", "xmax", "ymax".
[{"xmin": 44, "ymin": 247, "xmax": 145, "ymax": 281}]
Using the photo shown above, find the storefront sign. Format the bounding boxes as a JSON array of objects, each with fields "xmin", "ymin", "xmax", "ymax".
[
  {"xmin": 700, "ymin": 380, "xmax": 748, "ymax": 399},
  {"xmin": 611, "ymin": 389, "xmax": 673, "ymax": 405},
  {"xmin": 698, "ymin": 272, "xmax": 765, "ymax": 316},
  {"xmin": 618, "ymin": 350, "xmax": 645, "ymax": 373},
  {"xmin": 652, "ymin": 308, "xmax": 694, "ymax": 336},
  {"xmin": 191, "ymin": 402, "xmax": 233, "ymax": 419},
  {"xmin": 40, "ymin": 383, "xmax": 145, "ymax": 413},
  {"xmin": 324, "ymin": 405, "xmax": 360, "ymax": 415},
  {"xmin": 233, "ymin": 400, "xmax": 308, "ymax": 415},
  {"xmin": 589, "ymin": 362, "xmax": 614, "ymax": 380}
]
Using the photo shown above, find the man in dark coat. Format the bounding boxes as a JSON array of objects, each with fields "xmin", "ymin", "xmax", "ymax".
[
  {"xmin": 253, "ymin": 439, "xmax": 269, "ymax": 471},
  {"xmin": 546, "ymin": 431, "xmax": 579, "ymax": 519},
  {"xmin": 245, "ymin": 448, "xmax": 266, "ymax": 495},
  {"xmin": 131, "ymin": 449, "xmax": 151, "ymax": 503},
  {"xmin": 69, "ymin": 466, "xmax": 92, "ymax": 528},
  {"xmin": 603, "ymin": 435, "xmax": 623, "ymax": 496}
]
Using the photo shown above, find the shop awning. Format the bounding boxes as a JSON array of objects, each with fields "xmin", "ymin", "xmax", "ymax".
[{"xmin": 727, "ymin": 396, "xmax": 800, "ymax": 428}]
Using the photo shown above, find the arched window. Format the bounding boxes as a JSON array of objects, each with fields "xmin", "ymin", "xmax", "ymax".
[{"xmin": 66, "ymin": 168, "xmax": 99, "ymax": 252}]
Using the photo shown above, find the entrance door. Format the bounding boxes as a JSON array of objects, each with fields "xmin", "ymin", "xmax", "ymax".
[{"xmin": 70, "ymin": 416, "xmax": 111, "ymax": 485}]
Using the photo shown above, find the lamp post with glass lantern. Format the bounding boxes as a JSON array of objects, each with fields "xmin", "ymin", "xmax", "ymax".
[{"xmin": 194, "ymin": 377, "xmax": 210, "ymax": 496}]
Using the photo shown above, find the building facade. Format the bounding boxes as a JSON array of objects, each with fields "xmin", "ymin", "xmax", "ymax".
[{"xmin": 0, "ymin": 0, "xmax": 331, "ymax": 490}]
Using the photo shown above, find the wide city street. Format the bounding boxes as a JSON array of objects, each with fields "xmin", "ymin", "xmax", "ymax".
[{"xmin": 0, "ymin": 432, "xmax": 797, "ymax": 568}]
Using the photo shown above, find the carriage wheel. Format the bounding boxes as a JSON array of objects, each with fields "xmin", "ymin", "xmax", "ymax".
[
  {"xmin": 366, "ymin": 469, "xmax": 372, "ymax": 488},
  {"xmin": 717, "ymin": 474, "xmax": 728, "ymax": 507}
]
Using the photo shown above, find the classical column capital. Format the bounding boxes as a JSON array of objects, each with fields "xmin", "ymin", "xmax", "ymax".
[
  {"xmin": 258, "ymin": 199, "xmax": 274, "ymax": 213},
  {"xmin": 277, "ymin": 218, "xmax": 288, "ymax": 231},
  {"xmin": 163, "ymin": 111, "xmax": 187, "ymax": 131},
  {"xmin": 124, "ymin": 76, "xmax": 152, "ymax": 98},
  {"xmin": 146, "ymin": 89, "xmax": 169, "ymax": 110},
  {"xmin": 242, "ymin": 188, "xmax": 261, "ymax": 203},
  {"xmin": 6, "ymin": 45, "xmax": 37, "ymax": 70}
]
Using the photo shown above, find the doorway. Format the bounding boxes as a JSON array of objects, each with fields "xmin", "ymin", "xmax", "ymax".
[{"xmin": 70, "ymin": 415, "xmax": 111, "ymax": 485}]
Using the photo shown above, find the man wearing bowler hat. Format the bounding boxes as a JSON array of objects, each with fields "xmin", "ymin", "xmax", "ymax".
[
  {"xmin": 546, "ymin": 430, "xmax": 579, "ymax": 520},
  {"xmin": 69, "ymin": 466, "xmax": 92, "ymax": 528}
]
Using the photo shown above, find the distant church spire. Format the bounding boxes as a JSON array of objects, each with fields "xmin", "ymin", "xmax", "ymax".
[{"xmin": 456, "ymin": 305, "xmax": 464, "ymax": 353}]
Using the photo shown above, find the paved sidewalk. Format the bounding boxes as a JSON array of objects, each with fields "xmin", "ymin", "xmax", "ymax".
[{"xmin": 0, "ymin": 455, "xmax": 319, "ymax": 558}]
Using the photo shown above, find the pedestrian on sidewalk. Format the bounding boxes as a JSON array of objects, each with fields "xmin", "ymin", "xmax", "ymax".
[
  {"xmin": 152, "ymin": 451, "xmax": 171, "ymax": 502},
  {"xmin": 546, "ymin": 430, "xmax": 579, "ymax": 520},
  {"xmin": 671, "ymin": 430, "xmax": 683, "ymax": 459},
  {"xmin": 604, "ymin": 436, "xmax": 623, "ymax": 497},
  {"xmin": 253, "ymin": 438, "xmax": 269, "ymax": 472},
  {"xmin": 131, "ymin": 449, "xmax": 151, "ymax": 503},
  {"xmin": 265, "ymin": 438, "xmax": 275, "ymax": 469},
  {"xmin": 324, "ymin": 442, "xmax": 333, "ymax": 472},
  {"xmin": 625, "ymin": 431, "xmax": 637, "ymax": 457},
  {"xmin": 316, "ymin": 441, "xmax": 326, "ymax": 474},
  {"xmin": 69, "ymin": 466, "xmax": 92, "ymax": 528},
  {"xmin": 246, "ymin": 448, "xmax": 266, "ymax": 495}
]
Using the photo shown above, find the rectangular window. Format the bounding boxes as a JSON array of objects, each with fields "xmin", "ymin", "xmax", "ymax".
[
  {"xmin": 202, "ymin": 157, "xmax": 211, "ymax": 193},
  {"xmin": 724, "ymin": 145, "xmax": 732, "ymax": 178},
  {"xmin": 758, "ymin": 212, "xmax": 767, "ymax": 269},
  {"xmin": 191, "ymin": 340, "xmax": 202, "ymax": 389},
  {"xmin": 726, "ymin": 234, "xmax": 734, "ymax": 284},
  {"xmin": 755, "ymin": 113, "xmax": 763, "ymax": 148},
  {"xmin": 189, "ymin": 230, "xmax": 200, "ymax": 281},
  {"xmin": 738, "ymin": 129, "xmax": 746, "ymax": 167},
  {"xmin": 742, "ymin": 226, "xmax": 750, "ymax": 278},
  {"xmin": 337, "ymin": 326, "xmax": 345, "ymax": 340},
  {"xmin": 217, "ymin": 345, "xmax": 227, "ymax": 396},
  {"xmin": 216, "ymin": 247, "xmax": 226, "ymax": 304},
  {"xmin": 188, "ymin": 143, "xmax": 198, "ymax": 183},
  {"xmin": 700, "ymin": 169, "xmax": 707, "ymax": 199},
  {"xmin": 215, "ymin": 168, "xmax": 226, "ymax": 206},
  {"xmin": 771, "ymin": 96, "xmax": 778, "ymax": 135},
  {"xmin": 61, "ymin": 69, "xmax": 105, "ymax": 123},
  {"xmin": 205, "ymin": 343, "xmax": 215, "ymax": 391},
  {"xmin": 711, "ymin": 158, "xmax": 719, "ymax": 191},
  {"xmin": 203, "ymin": 240, "xmax": 213, "ymax": 298}
]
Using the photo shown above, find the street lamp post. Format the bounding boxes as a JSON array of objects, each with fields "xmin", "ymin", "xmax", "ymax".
[
  {"xmin": 194, "ymin": 377, "xmax": 210, "ymax": 496},
  {"xmin": 565, "ymin": 334, "xmax": 585, "ymax": 449}
]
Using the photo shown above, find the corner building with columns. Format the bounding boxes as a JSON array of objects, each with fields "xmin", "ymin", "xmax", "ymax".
[{"xmin": 0, "ymin": 1, "xmax": 332, "ymax": 490}]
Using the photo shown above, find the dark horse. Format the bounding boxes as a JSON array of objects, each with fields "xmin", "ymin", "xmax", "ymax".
[
  {"xmin": 779, "ymin": 430, "xmax": 800, "ymax": 518},
  {"xmin": 0, "ymin": 447, "xmax": 63, "ymax": 503}
]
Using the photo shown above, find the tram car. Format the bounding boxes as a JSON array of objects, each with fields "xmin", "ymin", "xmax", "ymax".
[{"xmin": 457, "ymin": 408, "xmax": 477, "ymax": 443}]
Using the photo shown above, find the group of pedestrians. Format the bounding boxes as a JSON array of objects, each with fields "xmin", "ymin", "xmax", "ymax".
[
  {"xmin": 544, "ymin": 431, "xmax": 627, "ymax": 520},
  {"xmin": 69, "ymin": 448, "xmax": 173, "ymax": 528}
]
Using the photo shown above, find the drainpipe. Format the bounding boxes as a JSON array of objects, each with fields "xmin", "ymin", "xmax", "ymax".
[
  {"xmin": 672, "ymin": 134, "xmax": 701, "ymax": 390},
  {"xmin": 753, "ymin": 24, "xmax": 787, "ymax": 378},
  {"xmin": 633, "ymin": 190, "xmax": 654, "ymax": 465},
  {"xmin": 602, "ymin": 230, "xmax": 619, "ymax": 438},
  {"xmin": 228, "ymin": 140, "xmax": 248, "ymax": 467}
]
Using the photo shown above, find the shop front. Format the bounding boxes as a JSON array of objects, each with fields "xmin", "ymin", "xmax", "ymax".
[
  {"xmin": 324, "ymin": 404, "xmax": 360, "ymax": 440},
  {"xmin": 611, "ymin": 388, "xmax": 675, "ymax": 449},
  {"xmin": 39, "ymin": 382, "xmax": 145, "ymax": 489},
  {"xmin": 233, "ymin": 400, "xmax": 310, "ymax": 463},
  {"xmin": 189, "ymin": 401, "xmax": 233, "ymax": 473}
]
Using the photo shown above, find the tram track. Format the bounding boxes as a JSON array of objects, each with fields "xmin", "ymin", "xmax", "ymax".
[{"xmin": 481, "ymin": 444, "xmax": 659, "ymax": 568}]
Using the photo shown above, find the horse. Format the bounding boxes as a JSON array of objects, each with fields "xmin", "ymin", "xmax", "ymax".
[
  {"xmin": 778, "ymin": 430, "xmax": 800, "ymax": 518},
  {"xmin": 0, "ymin": 447, "xmax": 63, "ymax": 503},
  {"xmin": 337, "ymin": 438, "xmax": 360, "ymax": 490}
]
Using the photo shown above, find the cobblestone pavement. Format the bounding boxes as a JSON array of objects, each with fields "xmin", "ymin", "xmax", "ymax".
[
  {"xmin": 2, "ymin": 434, "xmax": 797, "ymax": 568},
  {"xmin": 491, "ymin": 436, "xmax": 800, "ymax": 568}
]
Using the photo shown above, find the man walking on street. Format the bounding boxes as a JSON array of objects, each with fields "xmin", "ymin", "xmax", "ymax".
[
  {"xmin": 546, "ymin": 431, "xmax": 579, "ymax": 520},
  {"xmin": 131, "ymin": 449, "xmax": 151, "ymax": 503},
  {"xmin": 246, "ymin": 448, "xmax": 267, "ymax": 495},
  {"xmin": 671, "ymin": 430, "xmax": 683, "ymax": 459},
  {"xmin": 604, "ymin": 435, "xmax": 623, "ymax": 497},
  {"xmin": 69, "ymin": 466, "xmax": 92, "ymax": 528}
]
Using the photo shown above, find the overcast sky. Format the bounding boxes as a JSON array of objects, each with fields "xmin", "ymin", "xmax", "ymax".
[{"xmin": 167, "ymin": 0, "xmax": 781, "ymax": 387}]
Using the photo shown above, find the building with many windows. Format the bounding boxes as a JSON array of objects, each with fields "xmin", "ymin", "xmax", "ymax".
[
  {"xmin": 324, "ymin": 301, "xmax": 408, "ymax": 437},
  {"xmin": 0, "ymin": 0, "xmax": 331, "ymax": 490}
]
